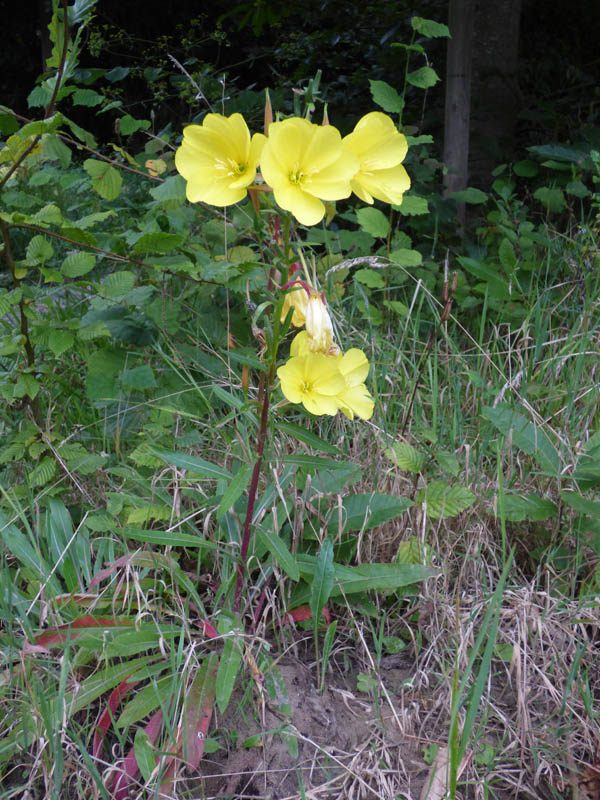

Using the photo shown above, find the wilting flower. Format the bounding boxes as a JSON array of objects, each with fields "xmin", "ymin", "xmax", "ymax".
[
  {"xmin": 305, "ymin": 293, "xmax": 336, "ymax": 353},
  {"xmin": 281, "ymin": 283, "xmax": 309, "ymax": 327},
  {"xmin": 175, "ymin": 113, "xmax": 265, "ymax": 206},
  {"xmin": 260, "ymin": 117, "xmax": 358, "ymax": 226},
  {"xmin": 342, "ymin": 112, "xmax": 410, "ymax": 205},
  {"xmin": 335, "ymin": 348, "xmax": 375, "ymax": 420},
  {"xmin": 277, "ymin": 352, "xmax": 345, "ymax": 416}
]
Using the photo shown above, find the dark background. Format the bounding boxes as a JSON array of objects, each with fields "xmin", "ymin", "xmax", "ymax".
[{"xmin": 4, "ymin": 0, "xmax": 600, "ymax": 175}]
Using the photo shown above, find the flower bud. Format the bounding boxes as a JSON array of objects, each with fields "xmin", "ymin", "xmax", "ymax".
[{"xmin": 305, "ymin": 293, "xmax": 334, "ymax": 353}]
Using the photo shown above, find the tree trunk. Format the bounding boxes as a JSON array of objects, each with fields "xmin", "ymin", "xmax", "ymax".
[
  {"xmin": 469, "ymin": 0, "xmax": 522, "ymax": 186},
  {"xmin": 443, "ymin": 0, "xmax": 475, "ymax": 227}
]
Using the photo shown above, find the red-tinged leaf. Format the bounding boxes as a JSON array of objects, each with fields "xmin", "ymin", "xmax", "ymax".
[
  {"xmin": 110, "ymin": 709, "xmax": 163, "ymax": 800},
  {"xmin": 197, "ymin": 619, "xmax": 219, "ymax": 639},
  {"xmin": 89, "ymin": 554, "xmax": 147, "ymax": 589},
  {"xmin": 93, "ymin": 678, "xmax": 139, "ymax": 759},
  {"xmin": 159, "ymin": 653, "xmax": 219, "ymax": 794},
  {"xmin": 29, "ymin": 616, "xmax": 133, "ymax": 648},
  {"xmin": 284, "ymin": 603, "xmax": 332, "ymax": 625}
]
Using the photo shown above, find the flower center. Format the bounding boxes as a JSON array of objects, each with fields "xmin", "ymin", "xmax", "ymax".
[
  {"xmin": 300, "ymin": 380, "xmax": 313, "ymax": 394},
  {"xmin": 216, "ymin": 157, "xmax": 247, "ymax": 177},
  {"xmin": 289, "ymin": 161, "xmax": 305, "ymax": 185}
]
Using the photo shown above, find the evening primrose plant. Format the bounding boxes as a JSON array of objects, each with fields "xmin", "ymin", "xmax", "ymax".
[{"xmin": 173, "ymin": 102, "xmax": 408, "ymax": 607}]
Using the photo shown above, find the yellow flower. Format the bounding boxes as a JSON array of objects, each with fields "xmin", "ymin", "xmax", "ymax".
[
  {"xmin": 260, "ymin": 117, "xmax": 358, "ymax": 226},
  {"xmin": 305, "ymin": 293, "xmax": 335, "ymax": 353},
  {"xmin": 281, "ymin": 284, "xmax": 309, "ymax": 327},
  {"xmin": 342, "ymin": 111, "xmax": 410, "ymax": 206},
  {"xmin": 277, "ymin": 352, "xmax": 345, "ymax": 416},
  {"xmin": 175, "ymin": 113, "xmax": 266, "ymax": 206},
  {"xmin": 288, "ymin": 333, "xmax": 374, "ymax": 420},
  {"xmin": 335, "ymin": 348, "xmax": 375, "ymax": 420}
]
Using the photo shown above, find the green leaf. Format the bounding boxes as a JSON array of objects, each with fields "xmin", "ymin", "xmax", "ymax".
[
  {"xmin": 83, "ymin": 159, "xmax": 123, "ymax": 201},
  {"xmin": 355, "ymin": 206, "xmax": 390, "ymax": 238},
  {"xmin": 43, "ymin": 134, "xmax": 72, "ymax": 167},
  {"xmin": 118, "ymin": 676, "xmax": 173, "ymax": 729},
  {"xmin": 119, "ymin": 115, "xmax": 151, "ymax": 135},
  {"xmin": 533, "ymin": 186, "xmax": 566, "ymax": 212},
  {"xmin": 62, "ymin": 251, "xmax": 96, "ymax": 277},
  {"xmin": 48, "ymin": 329, "xmax": 74, "ymax": 356},
  {"xmin": 354, "ymin": 268, "xmax": 385, "ymax": 289},
  {"xmin": 369, "ymin": 80, "xmax": 403, "ymax": 113},
  {"xmin": 389, "ymin": 248, "xmax": 423, "ymax": 267},
  {"xmin": 384, "ymin": 441, "xmax": 425, "ymax": 472},
  {"xmin": 383, "ymin": 300, "xmax": 409, "ymax": 316},
  {"xmin": 132, "ymin": 232, "xmax": 186, "ymax": 255},
  {"xmin": 498, "ymin": 238, "xmax": 517, "ymax": 271},
  {"xmin": 26, "ymin": 235, "xmax": 54, "ymax": 265},
  {"xmin": 566, "ymin": 179, "xmax": 590, "ymax": 198},
  {"xmin": 134, "ymin": 730, "xmax": 156, "ymax": 783},
  {"xmin": 448, "ymin": 187, "xmax": 488, "ymax": 204},
  {"xmin": 502, "ymin": 494, "xmax": 558, "ymax": 522},
  {"xmin": 125, "ymin": 529, "xmax": 218, "ymax": 551},
  {"xmin": 257, "ymin": 528, "xmax": 299, "ymax": 581},
  {"xmin": 277, "ymin": 421, "xmax": 339, "ymax": 455},
  {"xmin": 217, "ymin": 463, "xmax": 253, "ymax": 518},
  {"xmin": 120, "ymin": 365, "xmax": 157, "ymax": 389},
  {"xmin": 98, "ymin": 270, "xmax": 136, "ymax": 299},
  {"xmin": 406, "ymin": 67, "xmax": 440, "ymax": 89},
  {"xmin": 14, "ymin": 374, "xmax": 40, "ymax": 400},
  {"xmin": 216, "ymin": 628, "xmax": 243, "ymax": 713},
  {"xmin": 338, "ymin": 493, "xmax": 413, "ymax": 532},
  {"xmin": 310, "ymin": 538, "xmax": 334, "ymax": 625},
  {"xmin": 561, "ymin": 492, "xmax": 600, "ymax": 519},
  {"xmin": 0, "ymin": 511, "xmax": 61, "ymax": 595},
  {"xmin": 513, "ymin": 160, "xmax": 539, "ymax": 177},
  {"xmin": 152, "ymin": 448, "xmax": 233, "ymax": 481},
  {"xmin": 395, "ymin": 195, "xmax": 428, "ymax": 215},
  {"xmin": 296, "ymin": 556, "xmax": 433, "ymax": 596},
  {"xmin": 149, "ymin": 175, "xmax": 187, "ymax": 205},
  {"xmin": 434, "ymin": 450, "xmax": 460, "ymax": 477},
  {"xmin": 417, "ymin": 481, "xmax": 475, "ymax": 519},
  {"xmin": 411, "ymin": 16, "xmax": 450, "ymax": 37},
  {"xmin": 481, "ymin": 404, "xmax": 560, "ymax": 475},
  {"xmin": 72, "ymin": 89, "xmax": 105, "ymax": 107}
]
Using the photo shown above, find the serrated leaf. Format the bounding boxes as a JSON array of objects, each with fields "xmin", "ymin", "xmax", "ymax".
[
  {"xmin": 384, "ymin": 442, "xmax": 425, "ymax": 472},
  {"xmin": 418, "ymin": 481, "xmax": 475, "ymax": 519},
  {"xmin": 434, "ymin": 450, "xmax": 460, "ymax": 477},
  {"xmin": 502, "ymin": 494, "xmax": 558, "ymax": 522},
  {"xmin": 99, "ymin": 270, "xmax": 136, "ymax": 298},
  {"xmin": 355, "ymin": 206, "xmax": 390, "ymax": 237},
  {"xmin": 406, "ymin": 66, "xmax": 440, "ymax": 89},
  {"xmin": 48, "ymin": 329, "xmax": 74, "ymax": 356},
  {"xmin": 126, "ymin": 505, "xmax": 171, "ymax": 525},
  {"xmin": 83, "ymin": 158, "xmax": 123, "ymax": 201},
  {"xmin": 26, "ymin": 235, "xmax": 53, "ymax": 265},
  {"xmin": 72, "ymin": 89, "xmax": 105, "ymax": 107},
  {"xmin": 395, "ymin": 195, "xmax": 428, "ymax": 215},
  {"xmin": 149, "ymin": 175, "xmax": 187, "ymax": 205},
  {"xmin": 389, "ymin": 248, "xmax": 422, "ymax": 267},
  {"xmin": 62, "ymin": 251, "xmax": 96, "ymax": 277},
  {"xmin": 28, "ymin": 456, "xmax": 57, "ymax": 487},
  {"xmin": 354, "ymin": 268, "xmax": 385, "ymax": 289},
  {"xmin": 132, "ymin": 232, "xmax": 186, "ymax": 255},
  {"xmin": 369, "ymin": 79, "xmax": 403, "ymax": 113},
  {"xmin": 411, "ymin": 16, "xmax": 450, "ymax": 37}
]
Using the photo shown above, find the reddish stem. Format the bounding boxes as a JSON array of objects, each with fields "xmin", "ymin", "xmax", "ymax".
[{"xmin": 234, "ymin": 368, "xmax": 272, "ymax": 613}]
